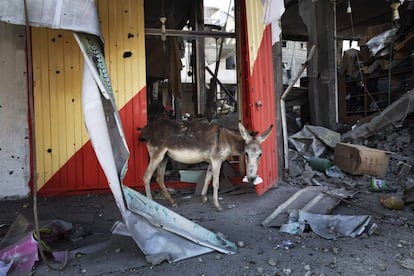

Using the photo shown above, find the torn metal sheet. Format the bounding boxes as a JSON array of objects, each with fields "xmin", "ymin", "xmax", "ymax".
[
  {"xmin": 342, "ymin": 89, "xmax": 414, "ymax": 142},
  {"xmin": 0, "ymin": 0, "xmax": 101, "ymax": 36},
  {"xmin": 262, "ymin": 187, "xmax": 355, "ymax": 227},
  {"xmin": 289, "ymin": 125, "xmax": 341, "ymax": 158},
  {"xmin": 289, "ymin": 210, "xmax": 373, "ymax": 239},
  {"xmin": 0, "ymin": 0, "xmax": 236, "ymax": 263},
  {"xmin": 122, "ymin": 185, "xmax": 236, "ymax": 255},
  {"xmin": 77, "ymin": 34, "xmax": 237, "ymax": 262},
  {"xmin": 75, "ymin": 32, "xmax": 237, "ymax": 262},
  {"xmin": 111, "ymin": 185, "xmax": 237, "ymax": 263}
]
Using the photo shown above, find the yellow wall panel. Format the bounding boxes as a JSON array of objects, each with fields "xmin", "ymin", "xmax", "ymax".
[
  {"xmin": 98, "ymin": 0, "xmax": 146, "ymax": 107},
  {"xmin": 32, "ymin": 28, "xmax": 86, "ymax": 190},
  {"xmin": 245, "ymin": 0, "xmax": 266, "ymax": 71}
]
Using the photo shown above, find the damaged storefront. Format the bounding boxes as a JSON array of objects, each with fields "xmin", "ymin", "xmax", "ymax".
[
  {"xmin": 0, "ymin": 0, "xmax": 280, "ymax": 274},
  {"xmin": 0, "ymin": 0, "xmax": 414, "ymax": 275}
]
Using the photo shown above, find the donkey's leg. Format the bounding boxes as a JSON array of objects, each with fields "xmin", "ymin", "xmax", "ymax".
[
  {"xmin": 211, "ymin": 160, "xmax": 223, "ymax": 211},
  {"xmin": 201, "ymin": 164, "xmax": 213, "ymax": 203},
  {"xmin": 156, "ymin": 157, "xmax": 177, "ymax": 207},
  {"xmin": 143, "ymin": 148, "xmax": 167, "ymax": 200}
]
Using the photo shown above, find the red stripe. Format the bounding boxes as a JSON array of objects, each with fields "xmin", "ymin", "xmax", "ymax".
[{"xmin": 39, "ymin": 87, "xmax": 148, "ymax": 196}]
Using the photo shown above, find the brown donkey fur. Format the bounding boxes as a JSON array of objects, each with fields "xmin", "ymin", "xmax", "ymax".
[{"xmin": 139, "ymin": 118, "xmax": 273, "ymax": 211}]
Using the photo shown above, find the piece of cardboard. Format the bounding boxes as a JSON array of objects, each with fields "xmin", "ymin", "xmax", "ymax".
[{"xmin": 333, "ymin": 143, "xmax": 390, "ymax": 177}]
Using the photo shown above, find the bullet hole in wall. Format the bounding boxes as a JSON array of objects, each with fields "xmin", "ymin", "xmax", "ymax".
[
  {"xmin": 56, "ymin": 70, "xmax": 60, "ymax": 74},
  {"xmin": 51, "ymin": 38, "xmax": 55, "ymax": 42},
  {"xmin": 128, "ymin": 33, "xmax": 134, "ymax": 39},
  {"xmin": 9, "ymin": 171, "xmax": 13, "ymax": 175},
  {"xmin": 123, "ymin": 51, "xmax": 132, "ymax": 58},
  {"xmin": 47, "ymin": 148, "xmax": 52, "ymax": 153}
]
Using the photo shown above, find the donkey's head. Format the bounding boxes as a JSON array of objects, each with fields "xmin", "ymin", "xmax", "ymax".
[{"xmin": 238, "ymin": 122, "xmax": 273, "ymax": 185}]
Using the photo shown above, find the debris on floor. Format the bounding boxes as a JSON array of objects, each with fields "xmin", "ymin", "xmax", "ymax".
[
  {"xmin": 261, "ymin": 186, "xmax": 356, "ymax": 227},
  {"xmin": 379, "ymin": 195, "xmax": 405, "ymax": 210},
  {"xmin": 116, "ymin": 185, "xmax": 237, "ymax": 264},
  {"xmin": 403, "ymin": 186, "xmax": 414, "ymax": 210},
  {"xmin": 274, "ymin": 111, "xmax": 414, "ymax": 244},
  {"xmin": 0, "ymin": 214, "xmax": 38, "ymax": 274},
  {"xmin": 280, "ymin": 210, "xmax": 375, "ymax": 239},
  {"xmin": 288, "ymin": 125, "xmax": 341, "ymax": 158},
  {"xmin": 0, "ymin": 214, "xmax": 112, "ymax": 275},
  {"xmin": 399, "ymin": 258, "xmax": 414, "ymax": 271}
]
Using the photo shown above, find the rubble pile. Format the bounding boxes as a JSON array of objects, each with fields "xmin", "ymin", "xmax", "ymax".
[{"xmin": 286, "ymin": 111, "xmax": 414, "ymax": 215}]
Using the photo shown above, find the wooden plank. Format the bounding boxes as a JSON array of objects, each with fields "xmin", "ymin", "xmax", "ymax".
[
  {"xmin": 394, "ymin": 31, "xmax": 414, "ymax": 52},
  {"xmin": 261, "ymin": 186, "xmax": 329, "ymax": 227}
]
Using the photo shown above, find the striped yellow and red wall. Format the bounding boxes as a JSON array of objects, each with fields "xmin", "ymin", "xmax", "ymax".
[
  {"xmin": 31, "ymin": 0, "xmax": 279, "ymax": 196},
  {"xmin": 32, "ymin": 0, "xmax": 147, "ymax": 195},
  {"xmin": 241, "ymin": 1, "xmax": 278, "ymax": 195}
]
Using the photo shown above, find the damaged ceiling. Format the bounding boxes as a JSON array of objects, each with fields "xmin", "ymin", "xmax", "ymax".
[{"xmin": 282, "ymin": 0, "xmax": 410, "ymax": 41}]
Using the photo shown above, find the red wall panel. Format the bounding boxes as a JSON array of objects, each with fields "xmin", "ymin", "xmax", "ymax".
[{"xmin": 241, "ymin": 2, "xmax": 278, "ymax": 196}]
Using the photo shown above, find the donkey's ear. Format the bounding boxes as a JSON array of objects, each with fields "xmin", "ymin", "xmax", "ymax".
[
  {"xmin": 257, "ymin": 124, "xmax": 273, "ymax": 144},
  {"xmin": 238, "ymin": 121, "xmax": 252, "ymax": 143}
]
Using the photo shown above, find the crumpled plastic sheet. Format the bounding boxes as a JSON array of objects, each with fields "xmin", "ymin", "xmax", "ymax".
[
  {"xmin": 280, "ymin": 210, "xmax": 373, "ymax": 240},
  {"xmin": 0, "ymin": 214, "xmax": 111, "ymax": 274},
  {"xmin": 366, "ymin": 28, "xmax": 397, "ymax": 57},
  {"xmin": 288, "ymin": 125, "xmax": 341, "ymax": 158},
  {"xmin": 0, "ymin": 214, "xmax": 38, "ymax": 274}
]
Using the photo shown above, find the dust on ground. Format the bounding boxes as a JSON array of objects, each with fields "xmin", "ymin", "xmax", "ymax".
[{"xmin": 1, "ymin": 116, "xmax": 414, "ymax": 276}]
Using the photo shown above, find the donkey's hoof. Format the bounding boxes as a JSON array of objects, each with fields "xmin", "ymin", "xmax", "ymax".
[
  {"xmin": 215, "ymin": 206, "xmax": 223, "ymax": 212},
  {"xmin": 201, "ymin": 196, "xmax": 208, "ymax": 203}
]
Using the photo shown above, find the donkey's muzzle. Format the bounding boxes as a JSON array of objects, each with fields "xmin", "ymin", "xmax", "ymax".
[{"xmin": 242, "ymin": 175, "xmax": 263, "ymax": 185}]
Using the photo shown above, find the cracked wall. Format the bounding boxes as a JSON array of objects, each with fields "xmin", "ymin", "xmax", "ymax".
[{"xmin": 0, "ymin": 22, "xmax": 31, "ymax": 199}]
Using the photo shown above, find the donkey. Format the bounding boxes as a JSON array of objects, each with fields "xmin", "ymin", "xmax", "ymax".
[{"xmin": 138, "ymin": 118, "xmax": 273, "ymax": 211}]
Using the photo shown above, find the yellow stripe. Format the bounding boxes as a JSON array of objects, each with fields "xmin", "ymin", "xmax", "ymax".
[{"xmin": 245, "ymin": 1, "xmax": 266, "ymax": 71}]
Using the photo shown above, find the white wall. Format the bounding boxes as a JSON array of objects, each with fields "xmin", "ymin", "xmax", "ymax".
[{"xmin": 0, "ymin": 22, "xmax": 30, "ymax": 199}]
